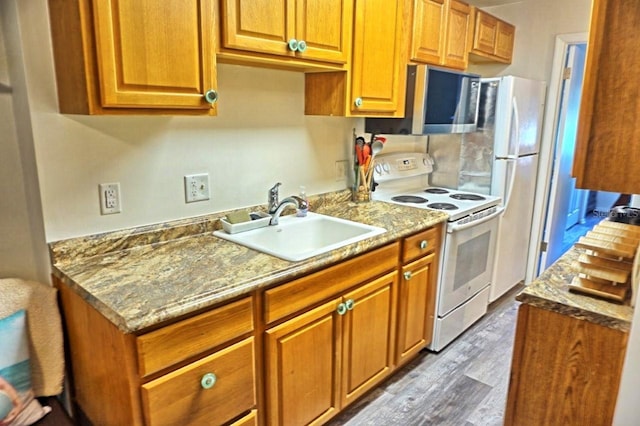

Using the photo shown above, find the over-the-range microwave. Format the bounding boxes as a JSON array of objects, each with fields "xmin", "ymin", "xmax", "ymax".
[{"xmin": 365, "ymin": 65, "xmax": 481, "ymax": 135}]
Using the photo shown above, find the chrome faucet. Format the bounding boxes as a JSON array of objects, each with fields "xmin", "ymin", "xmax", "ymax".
[
  {"xmin": 268, "ymin": 182, "xmax": 282, "ymax": 214},
  {"xmin": 269, "ymin": 196, "xmax": 308, "ymax": 225}
]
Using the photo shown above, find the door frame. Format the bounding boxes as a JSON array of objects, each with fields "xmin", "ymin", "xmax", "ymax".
[{"xmin": 525, "ymin": 32, "xmax": 588, "ymax": 282}]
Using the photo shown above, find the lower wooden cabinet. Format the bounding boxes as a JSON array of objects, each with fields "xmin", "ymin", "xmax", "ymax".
[
  {"xmin": 265, "ymin": 271, "xmax": 398, "ymax": 426},
  {"xmin": 504, "ymin": 304, "xmax": 629, "ymax": 425},
  {"xmin": 55, "ymin": 278, "xmax": 258, "ymax": 426},
  {"xmin": 141, "ymin": 337, "xmax": 256, "ymax": 426},
  {"xmin": 396, "ymin": 226, "xmax": 441, "ymax": 364},
  {"xmin": 57, "ymin": 226, "xmax": 443, "ymax": 426}
]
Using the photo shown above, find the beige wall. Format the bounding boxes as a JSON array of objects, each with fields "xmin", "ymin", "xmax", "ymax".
[
  {"xmin": 2, "ymin": 0, "xmax": 592, "ymax": 276},
  {"xmin": 469, "ymin": 0, "xmax": 593, "ymax": 81},
  {"xmin": 16, "ymin": 1, "xmax": 357, "ymax": 243}
]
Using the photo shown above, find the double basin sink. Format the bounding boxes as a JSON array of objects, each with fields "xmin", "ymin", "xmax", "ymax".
[{"xmin": 213, "ymin": 212, "xmax": 386, "ymax": 261}]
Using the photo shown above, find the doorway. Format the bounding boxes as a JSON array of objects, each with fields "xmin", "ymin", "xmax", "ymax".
[
  {"xmin": 539, "ymin": 42, "xmax": 588, "ymax": 269},
  {"xmin": 526, "ymin": 33, "xmax": 588, "ymax": 282}
]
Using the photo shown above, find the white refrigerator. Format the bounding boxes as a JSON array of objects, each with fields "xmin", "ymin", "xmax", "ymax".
[{"xmin": 462, "ymin": 76, "xmax": 546, "ymax": 302}]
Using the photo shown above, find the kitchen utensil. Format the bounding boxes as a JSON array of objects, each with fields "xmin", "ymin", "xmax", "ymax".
[{"xmin": 371, "ymin": 140, "xmax": 384, "ymax": 158}]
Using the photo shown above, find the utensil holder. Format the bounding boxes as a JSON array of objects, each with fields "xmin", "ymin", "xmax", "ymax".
[{"xmin": 352, "ymin": 186, "xmax": 371, "ymax": 203}]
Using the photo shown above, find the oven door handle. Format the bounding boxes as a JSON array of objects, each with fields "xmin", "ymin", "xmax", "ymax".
[{"xmin": 447, "ymin": 207, "xmax": 504, "ymax": 234}]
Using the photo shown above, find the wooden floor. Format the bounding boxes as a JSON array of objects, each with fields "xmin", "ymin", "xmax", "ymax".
[{"xmin": 327, "ymin": 284, "xmax": 523, "ymax": 426}]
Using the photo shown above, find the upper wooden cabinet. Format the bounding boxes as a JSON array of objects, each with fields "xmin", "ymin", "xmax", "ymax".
[
  {"xmin": 217, "ymin": 0, "xmax": 352, "ymax": 70},
  {"xmin": 305, "ymin": 0, "xmax": 408, "ymax": 117},
  {"xmin": 469, "ymin": 7, "xmax": 514, "ymax": 64},
  {"xmin": 573, "ymin": 0, "xmax": 640, "ymax": 194},
  {"xmin": 409, "ymin": 0, "xmax": 472, "ymax": 70},
  {"xmin": 48, "ymin": 0, "xmax": 218, "ymax": 115}
]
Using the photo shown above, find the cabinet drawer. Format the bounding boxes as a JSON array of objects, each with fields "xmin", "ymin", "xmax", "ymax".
[
  {"xmin": 141, "ymin": 337, "xmax": 256, "ymax": 426},
  {"xmin": 230, "ymin": 409, "xmax": 257, "ymax": 426},
  {"xmin": 264, "ymin": 242, "xmax": 400, "ymax": 324},
  {"xmin": 401, "ymin": 226, "xmax": 441, "ymax": 263},
  {"xmin": 137, "ymin": 297, "xmax": 254, "ymax": 377}
]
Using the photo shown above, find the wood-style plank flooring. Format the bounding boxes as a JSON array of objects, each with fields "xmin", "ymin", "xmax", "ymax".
[{"xmin": 327, "ymin": 284, "xmax": 523, "ymax": 426}]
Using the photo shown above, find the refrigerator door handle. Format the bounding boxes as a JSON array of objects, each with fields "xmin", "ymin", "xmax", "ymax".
[
  {"xmin": 503, "ymin": 158, "xmax": 519, "ymax": 209},
  {"xmin": 509, "ymin": 97, "xmax": 521, "ymax": 157}
]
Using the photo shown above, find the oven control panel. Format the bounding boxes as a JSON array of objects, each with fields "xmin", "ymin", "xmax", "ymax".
[{"xmin": 374, "ymin": 152, "xmax": 434, "ymax": 182}]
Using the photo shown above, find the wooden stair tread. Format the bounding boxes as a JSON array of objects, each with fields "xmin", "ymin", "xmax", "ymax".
[
  {"xmin": 578, "ymin": 253, "xmax": 633, "ymax": 272},
  {"xmin": 578, "ymin": 264, "xmax": 629, "ymax": 284},
  {"xmin": 591, "ymin": 225, "xmax": 640, "ymax": 242},
  {"xmin": 586, "ymin": 230, "xmax": 640, "ymax": 247},
  {"xmin": 575, "ymin": 236, "xmax": 636, "ymax": 259},
  {"xmin": 597, "ymin": 220, "xmax": 640, "ymax": 237},
  {"xmin": 568, "ymin": 276, "xmax": 627, "ymax": 303}
]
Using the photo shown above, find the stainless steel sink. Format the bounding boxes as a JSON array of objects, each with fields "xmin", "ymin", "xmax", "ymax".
[{"xmin": 213, "ymin": 212, "xmax": 386, "ymax": 261}]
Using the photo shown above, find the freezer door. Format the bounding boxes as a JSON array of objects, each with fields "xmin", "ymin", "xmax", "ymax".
[
  {"xmin": 489, "ymin": 154, "xmax": 539, "ymax": 302},
  {"xmin": 494, "ymin": 77, "xmax": 546, "ymax": 158}
]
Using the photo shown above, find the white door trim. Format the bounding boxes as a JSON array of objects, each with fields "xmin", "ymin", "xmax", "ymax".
[{"xmin": 525, "ymin": 32, "xmax": 588, "ymax": 283}]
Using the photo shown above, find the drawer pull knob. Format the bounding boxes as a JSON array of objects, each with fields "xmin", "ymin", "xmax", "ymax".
[
  {"xmin": 288, "ymin": 38, "xmax": 299, "ymax": 51},
  {"xmin": 201, "ymin": 373, "xmax": 217, "ymax": 389},
  {"xmin": 204, "ymin": 89, "xmax": 218, "ymax": 104},
  {"xmin": 297, "ymin": 40, "xmax": 307, "ymax": 52},
  {"xmin": 354, "ymin": 97, "xmax": 363, "ymax": 108},
  {"xmin": 404, "ymin": 271, "xmax": 412, "ymax": 280},
  {"xmin": 345, "ymin": 299, "xmax": 355, "ymax": 311},
  {"xmin": 337, "ymin": 302, "xmax": 347, "ymax": 315},
  {"xmin": 420, "ymin": 240, "xmax": 428, "ymax": 250}
]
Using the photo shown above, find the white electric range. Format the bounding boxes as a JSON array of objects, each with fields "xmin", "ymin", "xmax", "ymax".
[{"xmin": 372, "ymin": 152, "xmax": 503, "ymax": 351}]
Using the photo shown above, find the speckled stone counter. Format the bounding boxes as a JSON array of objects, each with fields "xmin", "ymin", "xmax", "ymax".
[
  {"xmin": 50, "ymin": 190, "xmax": 448, "ymax": 334},
  {"xmin": 516, "ymin": 246, "xmax": 634, "ymax": 332}
]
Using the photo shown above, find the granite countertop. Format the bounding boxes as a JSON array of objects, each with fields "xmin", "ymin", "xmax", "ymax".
[
  {"xmin": 516, "ymin": 246, "xmax": 634, "ymax": 332},
  {"xmin": 50, "ymin": 190, "xmax": 449, "ymax": 334}
]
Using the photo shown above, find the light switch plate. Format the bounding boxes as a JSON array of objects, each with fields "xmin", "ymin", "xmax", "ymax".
[{"xmin": 184, "ymin": 173, "xmax": 210, "ymax": 203}]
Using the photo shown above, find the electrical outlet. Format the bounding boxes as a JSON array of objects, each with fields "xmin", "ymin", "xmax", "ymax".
[
  {"xmin": 335, "ymin": 160, "xmax": 349, "ymax": 181},
  {"xmin": 99, "ymin": 183, "xmax": 121, "ymax": 215},
  {"xmin": 184, "ymin": 173, "xmax": 210, "ymax": 203}
]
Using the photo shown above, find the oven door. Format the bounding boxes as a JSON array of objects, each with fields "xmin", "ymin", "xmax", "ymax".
[{"xmin": 437, "ymin": 210, "xmax": 500, "ymax": 317}]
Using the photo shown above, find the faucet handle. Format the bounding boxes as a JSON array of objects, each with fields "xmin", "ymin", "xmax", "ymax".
[
  {"xmin": 269, "ymin": 182, "xmax": 282, "ymax": 195},
  {"xmin": 268, "ymin": 182, "xmax": 282, "ymax": 213}
]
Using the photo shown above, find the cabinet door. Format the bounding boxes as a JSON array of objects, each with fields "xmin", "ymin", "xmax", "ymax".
[
  {"xmin": 294, "ymin": 0, "xmax": 352, "ymax": 64},
  {"xmin": 573, "ymin": 0, "xmax": 640, "ymax": 194},
  {"xmin": 221, "ymin": 0, "xmax": 351, "ymax": 64},
  {"xmin": 265, "ymin": 299, "xmax": 341, "ymax": 426},
  {"xmin": 472, "ymin": 9, "xmax": 497, "ymax": 55},
  {"xmin": 92, "ymin": 0, "xmax": 217, "ymax": 111},
  {"xmin": 442, "ymin": 0, "xmax": 471, "ymax": 69},
  {"xmin": 341, "ymin": 271, "xmax": 397, "ymax": 406},
  {"xmin": 350, "ymin": 0, "xmax": 407, "ymax": 116},
  {"xmin": 410, "ymin": 0, "xmax": 446, "ymax": 64},
  {"xmin": 141, "ymin": 337, "xmax": 256, "ymax": 426},
  {"xmin": 397, "ymin": 253, "xmax": 437, "ymax": 365},
  {"xmin": 221, "ymin": 0, "xmax": 295, "ymax": 57},
  {"xmin": 495, "ymin": 20, "xmax": 515, "ymax": 61}
]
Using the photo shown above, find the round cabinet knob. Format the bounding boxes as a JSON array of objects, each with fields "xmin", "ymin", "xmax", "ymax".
[
  {"xmin": 345, "ymin": 299, "xmax": 355, "ymax": 311},
  {"xmin": 288, "ymin": 38, "xmax": 299, "ymax": 51},
  {"xmin": 337, "ymin": 302, "xmax": 347, "ymax": 315},
  {"xmin": 420, "ymin": 240, "xmax": 428, "ymax": 250},
  {"xmin": 297, "ymin": 40, "xmax": 307, "ymax": 52},
  {"xmin": 200, "ymin": 373, "xmax": 217, "ymax": 389},
  {"xmin": 404, "ymin": 271, "xmax": 412, "ymax": 280},
  {"xmin": 354, "ymin": 97, "xmax": 363, "ymax": 108},
  {"xmin": 204, "ymin": 89, "xmax": 218, "ymax": 104}
]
